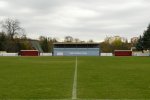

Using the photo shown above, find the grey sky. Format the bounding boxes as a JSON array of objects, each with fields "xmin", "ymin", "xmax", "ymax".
[{"xmin": 0, "ymin": 0, "xmax": 150, "ymax": 41}]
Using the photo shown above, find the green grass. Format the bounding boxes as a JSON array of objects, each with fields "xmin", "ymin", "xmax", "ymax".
[
  {"xmin": 0, "ymin": 56, "xmax": 75, "ymax": 99},
  {"xmin": 0, "ymin": 56, "xmax": 150, "ymax": 99},
  {"xmin": 78, "ymin": 57, "xmax": 150, "ymax": 99}
]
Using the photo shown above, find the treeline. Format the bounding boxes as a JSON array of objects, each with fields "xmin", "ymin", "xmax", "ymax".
[
  {"xmin": 0, "ymin": 32, "xmax": 58, "ymax": 53},
  {"xmin": 0, "ymin": 18, "xmax": 32, "ymax": 52},
  {"xmin": 136, "ymin": 24, "xmax": 150, "ymax": 52},
  {"xmin": 39, "ymin": 36, "xmax": 57, "ymax": 52},
  {"xmin": 100, "ymin": 38, "xmax": 131, "ymax": 53},
  {"xmin": 102, "ymin": 24, "xmax": 150, "ymax": 53},
  {"xmin": 0, "ymin": 18, "xmax": 57, "ymax": 53}
]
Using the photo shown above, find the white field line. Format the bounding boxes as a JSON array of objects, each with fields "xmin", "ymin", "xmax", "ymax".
[{"xmin": 72, "ymin": 56, "xmax": 78, "ymax": 99}]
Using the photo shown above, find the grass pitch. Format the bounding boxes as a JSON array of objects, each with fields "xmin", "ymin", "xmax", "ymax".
[
  {"xmin": 0, "ymin": 56, "xmax": 150, "ymax": 99},
  {"xmin": 78, "ymin": 57, "xmax": 150, "ymax": 99},
  {"xmin": 0, "ymin": 57, "xmax": 75, "ymax": 99}
]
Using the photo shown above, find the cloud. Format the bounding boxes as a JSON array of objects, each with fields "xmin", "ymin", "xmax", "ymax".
[
  {"xmin": 0, "ymin": 0, "xmax": 150, "ymax": 41},
  {"xmin": 0, "ymin": 1, "xmax": 9, "ymax": 9}
]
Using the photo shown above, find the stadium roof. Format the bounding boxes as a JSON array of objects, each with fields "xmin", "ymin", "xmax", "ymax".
[{"xmin": 53, "ymin": 42, "xmax": 100, "ymax": 45}]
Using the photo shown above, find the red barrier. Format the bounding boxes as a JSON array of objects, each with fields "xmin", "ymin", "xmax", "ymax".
[
  {"xmin": 20, "ymin": 50, "xmax": 39, "ymax": 56},
  {"xmin": 114, "ymin": 50, "xmax": 132, "ymax": 56}
]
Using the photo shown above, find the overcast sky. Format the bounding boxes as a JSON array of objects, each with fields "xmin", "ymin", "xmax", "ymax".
[{"xmin": 0, "ymin": 0, "xmax": 150, "ymax": 41}]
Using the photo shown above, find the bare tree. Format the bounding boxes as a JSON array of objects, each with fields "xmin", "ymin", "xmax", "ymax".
[
  {"xmin": 64, "ymin": 36, "xmax": 73, "ymax": 42},
  {"xmin": 74, "ymin": 38, "xmax": 80, "ymax": 43},
  {"xmin": 1, "ymin": 18, "xmax": 22, "ymax": 40},
  {"xmin": 88, "ymin": 39, "xmax": 94, "ymax": 43}
]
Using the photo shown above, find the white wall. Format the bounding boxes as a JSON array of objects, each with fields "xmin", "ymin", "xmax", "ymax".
[
  {"xmin": 101, "ymin": 53, "xmax": 113, "ymax": 56},
  {"xmin": 40, "ymin": 53, "xmax": 52, "ymax": 56},
  {"xmin": 0, "ymin": 53, "xmax": 18, "ymax": 56},
  {"xmin": 132, "ymin": 52, "xmax": 150, "ymax": 56},
  {"xmin": 0, "ymin": 53, "xmax": 53, "ymax": 56}
]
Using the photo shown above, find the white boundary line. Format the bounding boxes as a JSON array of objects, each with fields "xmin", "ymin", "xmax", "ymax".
[{"xmin": 72, "ymin": 56, "xmax": 78, "ymax": 99}]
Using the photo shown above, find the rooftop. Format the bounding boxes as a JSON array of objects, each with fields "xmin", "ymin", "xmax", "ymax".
[{"xmin": 53, "ymin": 42, "xmax": 100, "ymax": 45}]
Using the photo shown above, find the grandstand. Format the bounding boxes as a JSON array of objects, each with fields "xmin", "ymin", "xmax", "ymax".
[{"xmin": 53, "ymin": 42, "xmax": 100, "ymax": 56}]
